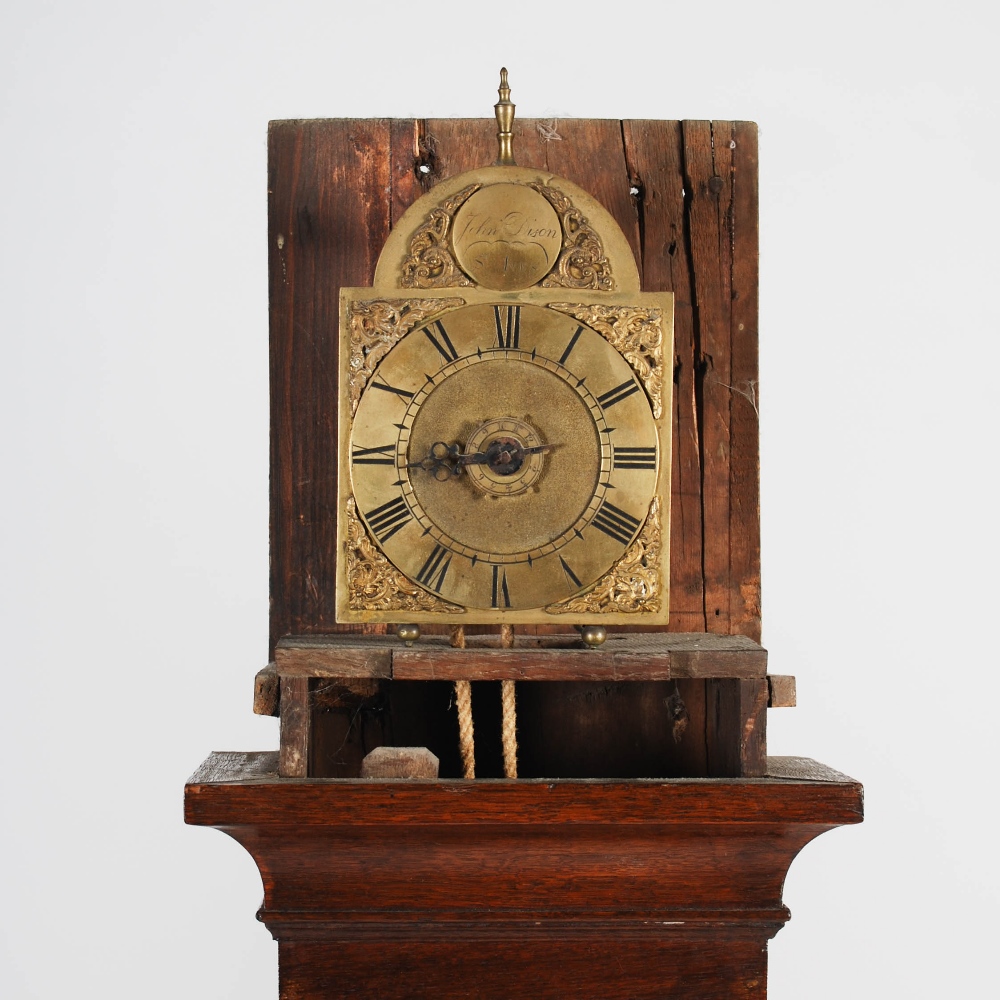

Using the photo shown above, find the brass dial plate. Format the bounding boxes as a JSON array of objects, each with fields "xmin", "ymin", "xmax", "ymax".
[{"xmin": 348, "ymin": 303, "xmax": 659, "ymax": 613}]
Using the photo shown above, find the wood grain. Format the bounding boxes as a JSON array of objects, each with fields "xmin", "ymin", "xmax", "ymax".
[
  {"xmin": 767, "ymin": 674, "xmax": 797, "ymax": 708},
  {"xmin": 622, "ymin": 120, "xmax": 705, "ymax": 633},
  {"xmin": 268, "ymin": 119, "xmax": 391, "ymax": 648},
  {"xmin": 186, "ymin": 751, "xmax": 863, "ymax": 826},
  {"xmin": 272, "ymin": 631, "xmax": 766, "ymax": 681},
  {"xmin": 278, "ymin": 676, "xmax": 309, "ymax": 777},
  {"xmin": 728, "ymin": 121, "xmax": 762, "ymax": 640},
  {"xmin": 275, "ymin": 637, "xmax": 393, "ymax": 678},
  {"xmin": 253, "ymin": 663, "xmax": 279, "ymax": 717},
  {"xmin": 707, "ymin": 678, "xmax": 768, "ymax": 778},
  {"xmin": 185, "ymin": 751, "xmax": 861, "ymax": 1000},
  {"xmin": 268, "ymin": 119, "xmax": 760, "ymax": 650}
]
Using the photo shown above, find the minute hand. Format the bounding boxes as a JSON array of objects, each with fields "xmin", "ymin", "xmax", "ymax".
[{"xmin": 458, "ymin": 444, "xmax": 553, "ymax": 465}]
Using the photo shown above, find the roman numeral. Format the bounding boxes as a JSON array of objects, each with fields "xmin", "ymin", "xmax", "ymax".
[
  {"xmin": 416, "ymin": 544, "xmax": 452, "ymax": 591},
  {"xmin": 491, "ymin": 565, "xmax": 511, "ymax": 608},
  {"xmin": 558, "ymin": 325, "xmax": 584, "ymax": 365},
  {"xmin": 352, "ymin": 443, "xmax": 396, "ymax": 466},
  {"xmin": 364, "ymin": 496, "xmax": 411, "ymax": 543},
  {"xmin": 592, "ymin": 500, "xmax": 642, "ymax": 545},
  {"xmin": 613, "ymin": 446, "xmax": 657, "ymax": 470},
  {"xmin": 422, "ymin": 320, "xmax": 459, "ymax": 364},
  {"xmin": 493, "ymin": 305, "xmax": 520, "ymax": 348},
  {"xmin": 597, "ymin": 379, "xmax": 641, "ymax": 410},
  {"xmin": 370, "ymin": 380, "xmax": 414, "ymax": 400},
  {"xmin": 559, "ymin": 557, "xmax": 582, "ymax": 589}
]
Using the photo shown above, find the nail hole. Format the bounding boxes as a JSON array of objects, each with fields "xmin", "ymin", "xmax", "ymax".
[{"xmin": 418, "ymin": 164, "xmax": 431, "ymax": 175}]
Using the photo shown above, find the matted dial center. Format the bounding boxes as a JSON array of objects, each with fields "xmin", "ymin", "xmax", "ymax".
[
  {"xmin": 466, "ymin": 418, "xmax": 544, "ymax": 496},
  {"xmin": 402, "ymin": 354, "xmax": 600, "ymax": 557}
]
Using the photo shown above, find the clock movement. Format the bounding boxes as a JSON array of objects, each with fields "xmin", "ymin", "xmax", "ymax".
[{"xmin": 337, "ymin": 71, "xmax": 673, "ymax": 626}]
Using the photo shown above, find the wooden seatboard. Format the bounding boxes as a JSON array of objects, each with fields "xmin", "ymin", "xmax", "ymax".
[
  {"xmin": 268, "ymin": 119, "xmax": 760, "ymax": 653},
  {"xmin": 273, "ymin": 631, "xmax": 767, "ymax": 681}
]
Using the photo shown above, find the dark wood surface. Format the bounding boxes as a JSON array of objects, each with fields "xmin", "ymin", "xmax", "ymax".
[
  {"xmin": 274, "ymin": 631, "xmax": 768, "ymax": 681},
  {"xmin": 268, "ymin": 119, "xmax": 760, "ymax": 653},
  {"xmin": 268, "ymin": 633, "xmax": 770, "ymax": 780},
  {"xmin": 186, "ymin": 752, "xmax": 861, "ymax": 1000}
]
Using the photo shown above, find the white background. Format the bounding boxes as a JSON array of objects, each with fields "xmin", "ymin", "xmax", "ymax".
[{"xmin": 2, "ymin": 2, "xmax": 997, "ymax": 997}]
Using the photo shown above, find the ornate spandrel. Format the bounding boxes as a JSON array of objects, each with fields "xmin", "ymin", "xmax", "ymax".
[
  {"xmin": 547, "ymin": 303, "xmax": 665, "ymax": 418},
  {"xmin": 349, "ymin": 298, "xmax": 461, "ymax": 414},
  {"xmin": 345, "ymin": 498, "xmax": 463, "ymax": 613},
  {"xmin": 400, "ymin": 185, "xmax": 481, "ymax": 288},
  {"xmin": 545, "ymin": 498, "xmax": 661, "ymax": 615},
  {"xmin": 531, "ymin": 184, "xmax": 615, "ymax": 292}
]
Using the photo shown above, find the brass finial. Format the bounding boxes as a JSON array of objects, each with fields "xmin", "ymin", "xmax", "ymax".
[{"xmin": 494, "ymin": 67, "xmax": 516, "ymax": 166}]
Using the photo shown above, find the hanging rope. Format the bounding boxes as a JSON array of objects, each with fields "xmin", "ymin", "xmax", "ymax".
[
  {"xmin": 501, "ymin": 679, "xmax": 518, "ymax": 778},
  {"xmin": 454, "ymin": 679, "xmax": 475, "ymax": 779},
  {"xmin": 499, "ymin": 625, "xmax": 518, "ymax": 778}
]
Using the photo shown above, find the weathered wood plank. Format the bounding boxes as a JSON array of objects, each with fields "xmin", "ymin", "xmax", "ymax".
[
  {"xmin": 727, "ymin": 121, "xmax": 762, "ymax": 641},
  {"xmin": 683, "ymin": 121, "xmax": 734, "ymax": 634},
  {"xmin": 270, "ymin": 118, "xmax": 759, "ymax": 649},
  {"xmin": 253, "ymin": 663, "xmax": 279, "ymax": 716},
  {"xmin": 278, "ymin": 675, "xmax": 310, "ymax": 777},
  {"xmin": 766, "ymin": 674, "xmax": 796, "ymax": 708},
  {"xmin": 268, "ymin": 119, "xmax": 391, "ymax": 652},
  {"xmin": 271, "ymin": 632, "xmax": 765, "ymax": 681},
  {"xmin": 275, "ymin": 638, "xmax": 392, "ymax": 678},
  {"xmin": 622, "ymin": 120, "xmax": 705, "ymax": 633},
  {"xmin": 537, "ymin": 118, "xmax": 641, "ymax": 268},
  {"xmin": 360, "ymin": 746, "xmax": 440, "ymax": 779},
  {"xmin": 391, "ymin": 646, "xmax": 765, "ymax": 681},
  {"xmin": 389, "ymin": 118, "xmax": 421, "ymax": 228},
  {"xmin": 706, "ymin": 678, "xmax": 768, "ymax": 777}
]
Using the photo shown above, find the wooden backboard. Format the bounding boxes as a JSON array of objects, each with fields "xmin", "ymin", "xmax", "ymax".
[{"xmin": 268, "ymin": 118, "xmax": 760, "ymax": 652}]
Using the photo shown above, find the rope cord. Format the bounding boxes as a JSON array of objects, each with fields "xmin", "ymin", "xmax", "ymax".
[
  {"xmin": 499, "ymin": 625, "xmax": 517, "ymax": 778},
  {"xmin": 454, "ymin": 679, "xmax": 475, "ymax": 779},
  {"xmin": 501, "ymin": 678, "xmax": 518, "ymax": 778}
]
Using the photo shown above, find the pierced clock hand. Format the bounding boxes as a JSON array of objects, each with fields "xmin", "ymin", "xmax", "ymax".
[{"xmin": 406, "ymin": 440, "xmax": 555, "ymax": 480}]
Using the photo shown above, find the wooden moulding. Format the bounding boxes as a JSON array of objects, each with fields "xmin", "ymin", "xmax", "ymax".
[
  {"xmin": 272, "ymin": 631, "xmax": 767, "ymax": 682},
  {"xmin": 185, "ymin": 752, "xmax": 862, "ymax": 1000}
]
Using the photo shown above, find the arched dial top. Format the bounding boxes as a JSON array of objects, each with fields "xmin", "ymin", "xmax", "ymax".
[{"xmin": 349, "ymin": 303, "xmax": 659, "ymax": 612}]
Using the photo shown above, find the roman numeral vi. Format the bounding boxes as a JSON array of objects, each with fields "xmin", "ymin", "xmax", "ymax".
[{"xmin": 491, "ymin": 565, "xmax": 511, "ymax": 608}]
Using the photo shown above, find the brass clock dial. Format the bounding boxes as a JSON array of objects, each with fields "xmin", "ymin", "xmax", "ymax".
[{"xmin": 348, "ymin": 302, "xmax": 659, "ymax": 613}]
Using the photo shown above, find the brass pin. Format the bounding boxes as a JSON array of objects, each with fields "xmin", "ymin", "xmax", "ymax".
[{"xmin": 494, "ymin": 67, "xmax": 516, "ymax": 166}]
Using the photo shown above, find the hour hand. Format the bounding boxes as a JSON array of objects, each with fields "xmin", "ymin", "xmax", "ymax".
[
  {"xmin": 460, "ymin": 441, "xmax": 554, "ymax": 469},
  {"xmin": 406, "ymin": 440, "xmax": 555, "ymax": 480},
  {"xmin": 405, "ymin": 442, "xmax": 468, "ymax": 481}
]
